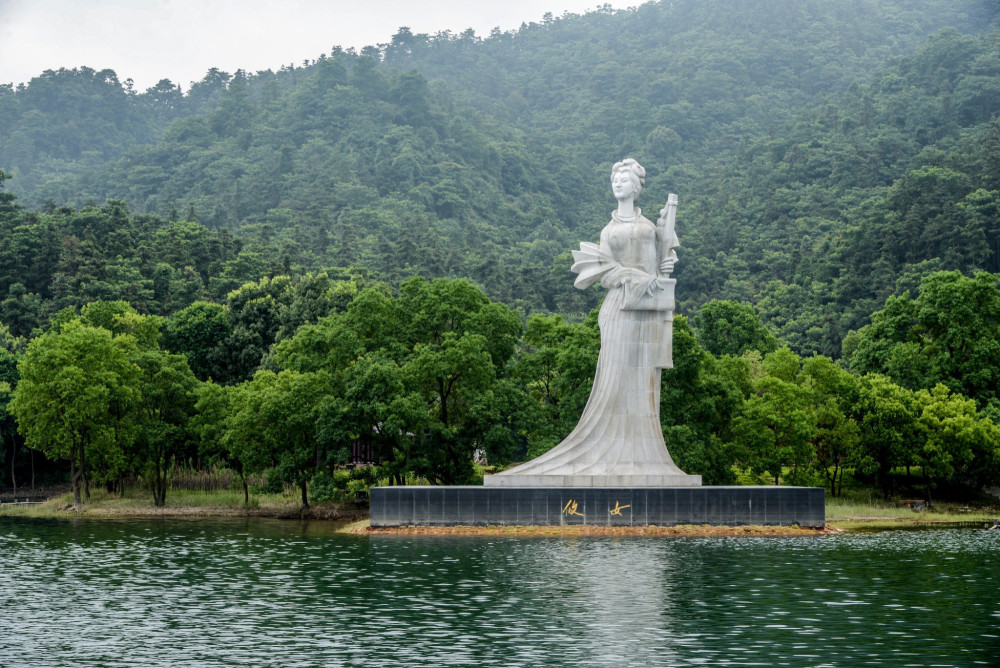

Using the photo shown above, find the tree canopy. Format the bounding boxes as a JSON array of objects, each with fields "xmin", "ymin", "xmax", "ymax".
[{"xmin": 2, "ymin": 1, "xmax": 1000, "ymax": 504}]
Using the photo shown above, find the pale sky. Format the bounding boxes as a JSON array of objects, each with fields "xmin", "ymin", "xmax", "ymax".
[{"xmin": 0, "ymin": 0, "xmax": 637, "ymax": 91}]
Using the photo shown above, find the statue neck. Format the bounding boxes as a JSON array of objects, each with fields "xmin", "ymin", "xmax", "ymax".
[{"xmin": 616, "ymin": 201, "xmax": 637, "ymax": 220}]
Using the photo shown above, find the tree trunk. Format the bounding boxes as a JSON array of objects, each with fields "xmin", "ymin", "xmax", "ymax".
[
  {"xmin": 10, "ymin": 437, "xmax": 16, "ymax": 493},
  {"xmin": 153, "ymin": 456, "xmax": 166, "ymax": 507},
  {"xmin": 439, "ymin": 379, "xmax": 449, "ymax": 427},
  {"xmin": 70, "ymin": 454, "xmax": 82, "ymax": 509},
  {"xmin": 879, "ymin": 460, "xmax": 893, "ymax": 499},
  {"xmin": 81, "ymin": 447, "xmax": 90, "ymax": 501},
  {"xmin": 31, "ymin": 448, "xmax": 35, "ymax": 491},
  {"xmin": 300, "ymin": 481, "xmax": 309, "ymax": 508},
  {"xmin": 242, "ymin": 476, "xmax": 249, "ymax": 505}
]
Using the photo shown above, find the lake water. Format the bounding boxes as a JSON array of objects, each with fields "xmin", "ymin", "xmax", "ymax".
[{"xmin": 1, "ymin": 517, "xmax": 997, "ymax": 667}]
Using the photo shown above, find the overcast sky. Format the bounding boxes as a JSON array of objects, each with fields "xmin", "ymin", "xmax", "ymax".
[{"xmin": 0, "ymin": 0, "xmax": 637, "ymax": 91}]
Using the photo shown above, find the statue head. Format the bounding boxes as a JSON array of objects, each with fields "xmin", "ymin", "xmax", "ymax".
[{"xmin": 611, "ymin": 158, "xmax": 645, "ymax": 203}]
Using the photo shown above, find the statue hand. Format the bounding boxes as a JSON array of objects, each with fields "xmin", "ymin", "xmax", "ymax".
[
  {"xmin": 659, "ymin": 258, "xmax": 676, "ymax": 274},
  {"xmin": 619, "ymin": 267, "xmax": 654, "ymax": 283},
  {"xmin": 658, "ymin": 195, "xmax": 678, "ymax": 222}
]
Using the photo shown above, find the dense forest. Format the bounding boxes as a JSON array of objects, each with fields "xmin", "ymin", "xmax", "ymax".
[{"xmin": 1, "ymin": 0, "xmax": 1000, "ymax": 506}]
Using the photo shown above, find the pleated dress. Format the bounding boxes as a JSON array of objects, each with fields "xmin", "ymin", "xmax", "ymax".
[{"xmin": 492, "ymin": 210, "xmax": 689, "ymax": 481}]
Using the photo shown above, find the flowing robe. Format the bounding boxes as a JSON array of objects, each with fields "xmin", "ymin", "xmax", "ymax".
[{"xmin": 491, "ymin": 210, "xmax": 691, "ymax": 482}]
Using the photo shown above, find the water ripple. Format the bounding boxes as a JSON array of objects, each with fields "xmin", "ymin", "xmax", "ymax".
[{"xmin": 1, "ymin": 519, "xmax": 997, "ymax": 667}]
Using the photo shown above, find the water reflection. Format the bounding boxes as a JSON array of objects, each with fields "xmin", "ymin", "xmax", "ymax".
[{"xmin": 1, "ymin": 519, "xmax": 997, "ymax": 666}]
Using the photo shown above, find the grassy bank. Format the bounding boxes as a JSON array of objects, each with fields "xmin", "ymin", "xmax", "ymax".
[
  {"xmin": 0, "ymin": 487, "xmax": 368, "ymax": 531},
  {"xmin": 825, "ymin": 493, "xmax": 1000, "ymax": 531}
]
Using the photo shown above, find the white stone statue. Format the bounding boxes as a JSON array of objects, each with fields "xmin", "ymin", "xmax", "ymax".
[{"xmin": 485, "ymin": 159, "xmax": 701, "ymax": 487}]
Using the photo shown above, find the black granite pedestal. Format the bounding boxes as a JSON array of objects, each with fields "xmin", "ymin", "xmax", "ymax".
[{"xmin": 370, "ymin": 486, "xmax": 825, "ymax": 528}]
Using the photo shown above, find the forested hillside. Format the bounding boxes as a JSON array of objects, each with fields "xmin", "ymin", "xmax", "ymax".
[
  {"xmin": 2, "ymin": 0, "xmax": 999, "ymax": 341},
  {"xmin": 2, "ymin": 0, "xmax": 1000, "ymax": 503}
]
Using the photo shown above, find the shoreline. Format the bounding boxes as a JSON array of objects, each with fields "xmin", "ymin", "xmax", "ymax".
[{"xmin": 4, "ymin": 494, "xmax": 997, "ymax": 535}]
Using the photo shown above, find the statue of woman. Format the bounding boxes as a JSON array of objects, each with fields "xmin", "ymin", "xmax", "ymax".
[{"xmin": 486, "ymin": 158, "xmax": 698, "ymax": 487}]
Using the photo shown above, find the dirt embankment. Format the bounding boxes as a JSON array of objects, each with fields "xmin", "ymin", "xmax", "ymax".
[{"xmin": 367, "ymin": 524, "xmax": 830, "ymax": 537}]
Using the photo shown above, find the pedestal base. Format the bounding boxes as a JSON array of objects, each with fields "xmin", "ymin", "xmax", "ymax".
[
  {"xmin": 483, "ymin": 473, "xmax": 702, "ymax": 487},
  {"xmin": 369, "ymin": 486, "xmax": 825, "ymax": 528}
]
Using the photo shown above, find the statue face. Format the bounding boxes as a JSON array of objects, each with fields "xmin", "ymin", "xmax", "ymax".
[{"xmin": 612, "ymin": 170, "xmax": 636, "ymax": 201}]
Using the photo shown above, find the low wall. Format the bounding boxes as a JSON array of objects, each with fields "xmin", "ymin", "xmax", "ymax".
[{"xmin": 370, "ymin": 486, "xmax": 825, "ymax": 528}]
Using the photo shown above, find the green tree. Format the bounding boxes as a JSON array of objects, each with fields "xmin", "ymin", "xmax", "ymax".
[
  {"xmin": 0, "ymin": 348, "xmax": 19, "ymax": 490},
  {"xmin": 510, "ymin": 313, "xmax": 573, "ymax": 456},
  {"xmin": 852, "ymin": 374, "xmax": 919, "ymax": 498},
  {"xmin": 402, "ymin": 332, "xmax": 496, "ymax": 484},
  {"xmin": 0, "ymin": 284, "xmax": 42, "ymax": 338},
  {"xmin": 661, "ymin": 316, "xmax": 750, "ymax": 484},
  {"xmin": 221, "ymin": 276, "xmax": 294, "ymax": 382},
  {"xmin": 229, "ymin": 369, "xmax": 340, "ymax": 506},
  {"xmin": 849, "ymin": 271, "xmax": 1000, "ymax": 408},
  {"xmin": 79, "ymin": 300, "xmax": 162, "ymax": 347},
  {"xmin": 391, "ymin": 277, "xmax": 522, "ymax": 481},
  {"xmin": 542, "ymin": 310, "xmax": 601, "ymax": 454},
  {"xmin": 800, "ymin": 355, "xmax": 860, "ymax": 496},
  {"xmin": 695, "ymin": 300, "xmax": 779, "ymax": 357},
  {"xmin": 272, "ymin": 313, "xmax": 363, "ymax": 375},
  {"xmin": 190, "ymin": 381, "xmax": 241, "ymax": 497},
  {"xmin": 913, "ymin": 384, "xmax": 1000, "ymax": 499},
  {"xmin": 133, "ymin": 349, "xmax": 198, "ymax": 506},
  {"xmin": 343, "ymin": 352, "xmax": 407, "ymax": 473},
  {"xmin": 732, "ymin": 348, "xmax": 816, "ymax": 484},
  {"xmin": 10, "ymin": 320, "xmax": 139, "ymax": 507},
  {"xmin": 162, "ymin": 301, "xmax": 232, "ymax": 381},
  {"xmin": 0, "ymin": 170, "xmax": 20, "ymax": 223},
  {"xmin": 221, "ymin": 380, "xmax": 275, "ymax": 502}
]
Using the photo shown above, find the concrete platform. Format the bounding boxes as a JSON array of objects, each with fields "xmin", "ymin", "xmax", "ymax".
[
  {"xmin": 483, "ymin": 473, "xmax": 702, "ymax": 487},
  {"xmin": 370, "ymin": 486, "xmax": 825, "ymax": 528}
]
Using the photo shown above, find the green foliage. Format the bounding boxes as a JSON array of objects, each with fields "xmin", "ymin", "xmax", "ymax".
[
  {"xmin": 732, "ymin": 349, "xmax": 817, "ymax": 485},
  {"xmin": 0, "ymin": 346, "xmax": 19, "ymax": 490},
  {"xmin": 801, "ymin": 356, "xmax": 860, "ymax": 496},
  {"xmin": 132, "ymin": 348, "xmax": 198, "ymax": 505},
  {"xmin": 309, "ymin": 467, "xmax": 379, "ymax": 503},
  {"xmin": 254, "ymin": 468, "xmax": 286, "ymax": 495},
  {"xmin": 661, "ymin": 316, "xmax": 750, "ymax": 484},
  {"xmin": 3, "ymin": 2, "xmax": 1000, "ymax": 501},
  {"xmin": 162, "ymin": 302, "xmax": 232, "ymax": 381},
  {"xmin": 308, "ymin": 470, "xmax": 340, "ymax": 503},
  {"xmin": 695, "ymin": 300, "xmax": 778, "ymax": 357},
  {"xmin": 9, "ymin": 319, "xmax": 140, "ymax": 505},
  {"xmin": 511, "ymin": 313, "xmax": 574, "ymax": 457},
  {"xmin": 222, "ymin": 368, "xmax": 343, "ymax": 506},
  {"xmin": 4, "ymin": 1, "xmax": 997, "ymax": 335},
  {"xmin": 851, "ymin": 374, "xmax": 919, "ymax": 498},
  {"xmin": 190, "ymin": 381, "xmax": 231, "ymax": 468},
  {"xmin": 209, "ymin": 277, "xmax": 525, "ymax": 495},
  {"xmin": 913, "ymin": 384, "xmax": 1000, "ymax": 496},
  {"xmin": 848, "ymin": 271, "xmax": 1000, "ymax": 408}
]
